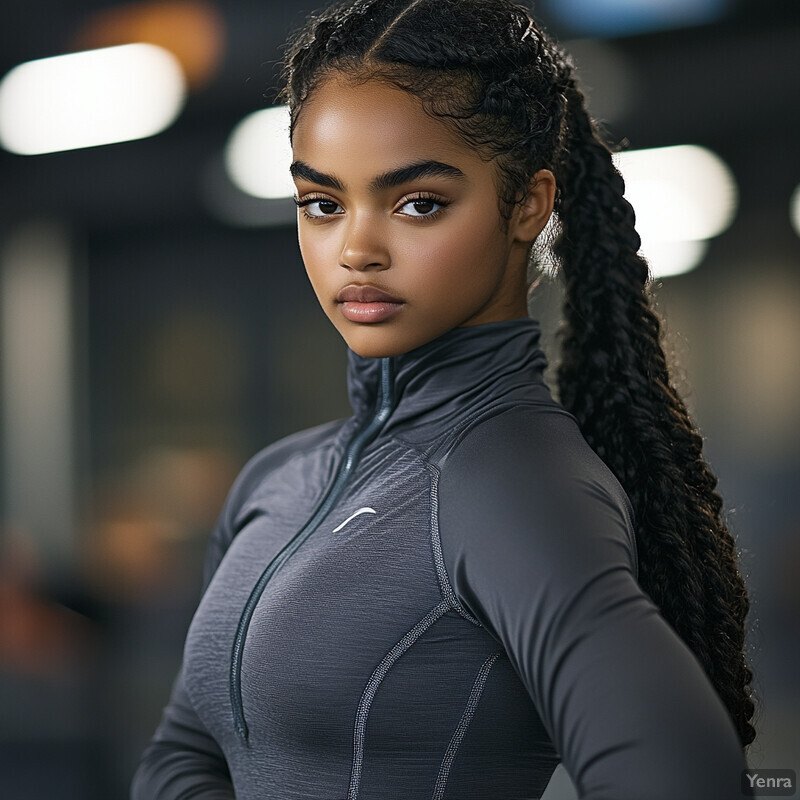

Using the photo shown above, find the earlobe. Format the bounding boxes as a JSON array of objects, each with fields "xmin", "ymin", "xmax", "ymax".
[{"xmin": 513, "ymin": 169, "xmax": 556, "ymax": 243}]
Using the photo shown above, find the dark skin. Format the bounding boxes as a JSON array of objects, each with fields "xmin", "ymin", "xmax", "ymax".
[{"xmin": 291, "ymin": 72, "xmax": 556, "ymax": 358}]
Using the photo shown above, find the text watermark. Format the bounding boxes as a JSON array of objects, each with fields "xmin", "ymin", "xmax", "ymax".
[{"xmin": 742, "ymin": 769, "xmax": 796, "ymax": 796}]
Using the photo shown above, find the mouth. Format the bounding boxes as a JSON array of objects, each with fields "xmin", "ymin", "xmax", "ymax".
[{"xmin": 335, "ymin": 284, "xmax": 404, "ymax": 323}]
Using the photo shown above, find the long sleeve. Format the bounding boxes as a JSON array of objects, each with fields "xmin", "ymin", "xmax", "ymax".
[
  {"xmin": 131, "ymin": 661, "xmax": 235, "ymax": 800},
  {"xmin": 437, "ymin": 406, "xmax": 748, "ymax": 800},
  {"xmin": 130, "ymin": 510, "xmax": 238, "ymax": 799}
]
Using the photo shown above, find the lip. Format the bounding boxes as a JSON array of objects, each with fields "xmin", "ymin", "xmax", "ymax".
[
  {"xmin": 339, "ymin": 301, "xmax": 403, "ymax": 323},
  {"xmin": 336, "ymin": 283, "xmax": 404, "ymax": 303}
]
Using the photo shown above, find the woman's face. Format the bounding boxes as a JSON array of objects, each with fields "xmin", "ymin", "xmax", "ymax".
[{"xmin": 290, "ymin": 73, "xmax": 554, "ymax": 358}]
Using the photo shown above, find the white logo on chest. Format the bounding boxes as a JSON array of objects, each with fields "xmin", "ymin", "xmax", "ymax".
[{"xmin": 332, "ymin": 507, "xmax": 376, "ymax": 532}]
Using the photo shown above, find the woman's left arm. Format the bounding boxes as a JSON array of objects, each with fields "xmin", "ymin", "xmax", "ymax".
[{"xmin": 437, "ymin": 407, "xmax": 749, "ymax": 800}]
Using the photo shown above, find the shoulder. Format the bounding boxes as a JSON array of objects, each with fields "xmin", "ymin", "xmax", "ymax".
[
  {"xmin": 444, "ymin": 403, "xmax": 633, "ymax": 524},
  {"xmin": 437, "ymin": 404, "xmax": 638, "ymax": 598}
]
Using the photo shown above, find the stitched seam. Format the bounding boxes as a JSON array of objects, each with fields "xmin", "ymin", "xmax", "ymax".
[
  {"xmin": 427, "ymin": 463, "xmax": 481, "ymax": 625},
  {"xmin": 389, "ymin": 407, "xmax": 556, "ymax": 628},
  {"xmin": 432, "ymin": 650, "xmax": 504, "ymax": 800},
  {"xmin": 354, "ymin": 439, "xmax": 472, "ymax": 624},
  {"xmin": 348, "ymin": 600, "xmax": 451, "ymax": 800}
]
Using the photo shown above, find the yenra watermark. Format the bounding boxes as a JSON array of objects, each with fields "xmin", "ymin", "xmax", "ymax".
[{"xmin": 742, "ymin": 769, "xmax": 796, "ymax": 796}]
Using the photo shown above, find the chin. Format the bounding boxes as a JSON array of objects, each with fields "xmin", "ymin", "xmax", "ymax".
[{"xmin": 339, "ymin": 325, "xmax": 422, "ymax": 359}]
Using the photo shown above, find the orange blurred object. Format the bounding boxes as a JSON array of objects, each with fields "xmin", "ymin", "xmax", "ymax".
[
  {"xmin": 71, "ymin": 0, "xmax": 225, "ymax": 89},
  {"xmin": 0, "ymin": 532, "xmax": 95, "ymax": 677}
]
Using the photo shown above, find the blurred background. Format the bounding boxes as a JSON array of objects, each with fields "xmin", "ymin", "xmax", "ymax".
[{"xmin": 0, "ymin": 1, "xmax": 798, "ymax": 797}]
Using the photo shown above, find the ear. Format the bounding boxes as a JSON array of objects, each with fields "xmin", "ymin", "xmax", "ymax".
[{"xmin": 510, "ymin": 169, "xmax": 556, "ymax": 243}]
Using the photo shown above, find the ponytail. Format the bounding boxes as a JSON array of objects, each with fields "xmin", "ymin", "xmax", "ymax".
[{"xmin": 552, "ymin": 78, "xmax": 757, "ymax": 749}]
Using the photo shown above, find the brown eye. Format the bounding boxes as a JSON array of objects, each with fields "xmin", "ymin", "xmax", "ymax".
[
  {"xmin": 399, "ymin": 196, "xmax": 448, "ymax": 218},
  {"xmin": 294, "ymin": 197, "xmax": 343, "ymax": 218},
  {"xmin": 412, "ymin": 200, "xmax": 435, "ymax": 214}
]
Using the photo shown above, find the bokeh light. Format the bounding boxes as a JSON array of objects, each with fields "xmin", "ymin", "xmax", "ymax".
[
  {"xmin": 224, "ymin": 105, "xmax": 295, "ymax": 200},
  {"xmin": 790, "ymin": 184, "xmax": 800, "ymax": 238},
  {"xmin": 71, "ymin": 0, "xmax": 225, "ymax": 90},
  {"xmin": 614, "ymin": 144, "xmax": 737, "ymax": 277},
  {"xmin": 0, "ymin": 44, "xmax": 186, "ymax": 155},
  {"xmin": 542, "ymin": 0, "xmax": 730, "ymax": 36}
]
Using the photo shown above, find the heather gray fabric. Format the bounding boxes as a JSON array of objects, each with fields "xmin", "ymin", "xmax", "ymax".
[{"xmin": 131, "ymin": 317, "xmax": 748, "ymax": 800}]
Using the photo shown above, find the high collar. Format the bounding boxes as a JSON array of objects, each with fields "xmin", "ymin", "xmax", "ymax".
[{"xmin": 346, "ymin": 317, "xmax": 549, "ymax": 434}]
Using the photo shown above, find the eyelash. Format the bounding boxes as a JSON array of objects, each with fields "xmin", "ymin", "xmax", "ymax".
[{"xmin": 292, "ymin": 193, "xmax": 450, "ymax": 222}]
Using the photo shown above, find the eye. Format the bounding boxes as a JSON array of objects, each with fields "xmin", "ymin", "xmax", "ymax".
[
  {"xmin": 397, "ymin": 194, "xmax": 449, "ymax": 219},
  {"xmin": 293, "ymin": 195, "xmax": 343, "ymax": 218}
]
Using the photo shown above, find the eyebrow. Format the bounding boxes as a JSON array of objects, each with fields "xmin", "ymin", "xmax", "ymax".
[{"xmin": 289, "ymin": 159, "xmax": 468, "ymax": 192}]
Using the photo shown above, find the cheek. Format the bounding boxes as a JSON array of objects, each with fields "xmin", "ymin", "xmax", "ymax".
[
  {"xmin": 421, "ymin": 201, "xmax": 502, "ymax": 257},
  {"xmin": 298, "ymin": 230, "xmax": 331, "ymax": 288},
  {"xmin": 396, "ymin": 211, "xmax": 504, "ymax": 287}
]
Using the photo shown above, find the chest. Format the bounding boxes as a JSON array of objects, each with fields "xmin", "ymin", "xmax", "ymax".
[{"xmin": 182, "ymin": 440, "xmax": 446, "ymax": 744}]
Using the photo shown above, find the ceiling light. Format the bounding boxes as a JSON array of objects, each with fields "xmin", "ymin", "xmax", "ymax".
[
  {"xmin": 614, "ymin": 144, "xmax": 737, "ymax": 242},
  {"xmin": 0, "ymin": 43, "xmax": 186, "ymax": 155},
  {"xmin": 639, "ymin": 238, "xmax": 709, "ymax": 280},
  {"xmin": 224, "ymin": 106, "xmax": 294, "ymax": 200}
]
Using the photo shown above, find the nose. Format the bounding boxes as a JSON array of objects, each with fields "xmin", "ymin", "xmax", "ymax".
[{"xmin": 338, "ymin": 212, "xmax": 389, "ymax": 271}]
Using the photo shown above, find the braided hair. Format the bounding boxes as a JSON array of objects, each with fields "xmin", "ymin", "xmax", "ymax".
[{"xmin": 276, "ymin": 0, "xmax": 757, "ymax": 750}]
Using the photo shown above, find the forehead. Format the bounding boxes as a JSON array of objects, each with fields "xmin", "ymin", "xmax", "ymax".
[{"xmin": 291, "ymin": 73, "xmax": 481, "ymax": 170}]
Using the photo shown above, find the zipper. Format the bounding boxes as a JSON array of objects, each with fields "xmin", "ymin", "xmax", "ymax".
[{"xmin": 229, "ymin": 356, "xmax": 397, "ymax": 742}]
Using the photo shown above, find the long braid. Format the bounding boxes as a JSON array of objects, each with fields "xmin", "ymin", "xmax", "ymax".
[
  {"xmin": 552, "ymin": 74, "xmax": 757, "ymax": 748},
  {"xmin": 277, "ymin": 0, "xmax": 758, "ymax": 751}
]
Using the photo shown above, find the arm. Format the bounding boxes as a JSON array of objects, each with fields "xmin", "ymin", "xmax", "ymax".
[
  {"xmin": 130, "ymin": 503, "xmax": 238, "ymax": 800},
  {"xmin": 437, "ymin": 407, "xmax": 748, "ymax": 800},
  {"xmin": 131, "ymin": 662, "xmax": 235, "ymax": 800}
]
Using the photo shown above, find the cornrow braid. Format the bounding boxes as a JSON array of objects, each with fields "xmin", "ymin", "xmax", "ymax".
[{"xmin": 276, "ymin": 0, "xmax": 758, "ymax": 751}]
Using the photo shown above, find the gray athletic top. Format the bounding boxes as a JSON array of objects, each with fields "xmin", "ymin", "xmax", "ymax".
[{"xmin": 131, "ymin": 317, "xmax": 748, "ymax": 800}]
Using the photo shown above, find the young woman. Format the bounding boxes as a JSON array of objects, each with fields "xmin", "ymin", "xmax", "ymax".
[{"xmin": 132, "ymin": 1, "xmax": 757, "ymax": 797}]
